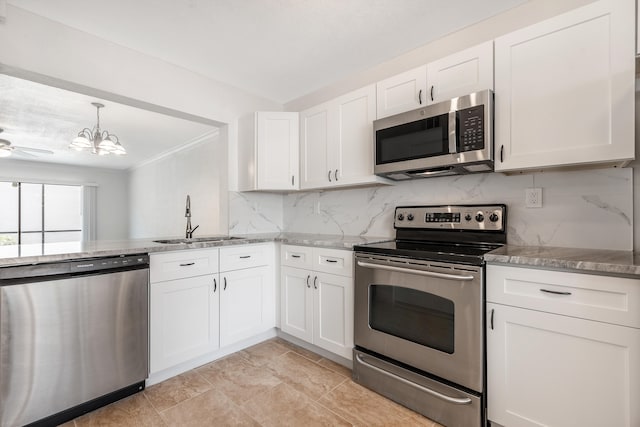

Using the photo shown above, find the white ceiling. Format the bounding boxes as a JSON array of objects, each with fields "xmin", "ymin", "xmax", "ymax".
[
  {"xmin": 9, "ymin": 0, "xmax": 527, "ymax": 103},
  {"xmin": 0, "ymin": 74, "xmax": 217, "ymax": 170}
]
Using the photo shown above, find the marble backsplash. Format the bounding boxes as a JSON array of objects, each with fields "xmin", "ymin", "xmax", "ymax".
[{"xmin": 230, "ymin": 167, "xmax": 634, "ymax": 251}]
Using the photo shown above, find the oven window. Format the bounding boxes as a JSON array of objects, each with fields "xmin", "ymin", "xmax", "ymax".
[
  {"xmin": 375, "ymin": 114, "xmax": 449, "ymax": 165},
  {"xmin": 369, "ymin": 285, "xmax": 454, "ymax": 354}
]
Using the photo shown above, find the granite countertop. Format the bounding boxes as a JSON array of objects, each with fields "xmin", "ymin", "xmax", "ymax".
[
  {"xmin": 485, "ymin": 245, "xmax": 640, "ymax": 276},
  {"xmin": 0, "ymin": 233, "xmax": 390, "ymax": 267}
]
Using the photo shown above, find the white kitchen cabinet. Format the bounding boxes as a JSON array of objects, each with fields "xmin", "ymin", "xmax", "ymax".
[
  {"xmin": 425, "ymin": 40, "xmax": 493, "ymax": 105},
  {"xmin": 220, "ymin": 266, "xmax": 271, "ymax": 347},
  {"xmin": 238, "ymin": 111, "xmax": 299, "ymax": 191},
  {"xmin": 300, "ymin": 84, "xmax": 388, "ymax": 190},
  {"xmin": 149, "ymin": 249, "xmax": 220, "ymax": 374},
  {"xmin": 375, "ymin": 41, "xmax": 493, "ymax": 119},
  {"xmin": 494, "ymin": 0, "xmax": 635, "ymax": 172},
  {"xmin": 376, "ymin": 66, "xmax": 427, "ymax": 119},
  {"xmin": 280, "ymin": 245, "xmax": 354, "ymax": 359},
  {"xmin": 486, "ymin": 265, "xmax": 640, "ymax": 427},
  {"xmin": 219, "ymin": 244, "xmax": 276, "ymax": 347}
]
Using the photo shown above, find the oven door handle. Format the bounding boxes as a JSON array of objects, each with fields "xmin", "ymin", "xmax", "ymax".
[
  {"xmin": 356, "ymin": 260, "xmax": 475, "ymax": 281},
  {"xmin": 355, "ymin": 354, "xmax": 473, "ymax": 405}
]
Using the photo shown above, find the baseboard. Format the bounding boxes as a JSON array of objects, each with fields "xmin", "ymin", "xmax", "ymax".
[{"xmin": 277, "ymin": 330, "xmax": 353, "ymax": 370}]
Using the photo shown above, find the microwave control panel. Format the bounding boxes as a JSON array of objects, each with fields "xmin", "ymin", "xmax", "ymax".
[{"xmin": 457, "ymin": 105, "xmax": 485, "ymax": 152}]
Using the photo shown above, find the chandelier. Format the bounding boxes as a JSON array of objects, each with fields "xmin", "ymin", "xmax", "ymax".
[{"xmin": 69, "ymin": 102, "xmax": 126, "ymax": 155}]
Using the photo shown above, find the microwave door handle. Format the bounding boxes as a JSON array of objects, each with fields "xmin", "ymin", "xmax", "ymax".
[
  {"xmin": 448, "ymin": 110, "xmax": 457, "ymax": 154},
  {"xmin": 356, "ymin": 260, "xmax": 474, "ymax": 281}
]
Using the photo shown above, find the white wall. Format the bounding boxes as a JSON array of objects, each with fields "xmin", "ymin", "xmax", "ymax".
[
  {"xmin": 0, "ymin": 5, "xmax": 282, "ymax": 192},
  {"xmin": 0, "ymin": 159, "xmax": 129, "ymax": 240},
  {"xmin": 284, "ymin": 0, "xmax": 595, "ymax": 111},
  {"xmin": 128, "ymin": 132, "xmax": 228, "ymax": 239}
]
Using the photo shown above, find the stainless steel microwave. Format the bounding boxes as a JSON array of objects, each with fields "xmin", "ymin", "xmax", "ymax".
[{"xmin": 374, "ymin": 90, "xmax": 493, "ymax": 180}]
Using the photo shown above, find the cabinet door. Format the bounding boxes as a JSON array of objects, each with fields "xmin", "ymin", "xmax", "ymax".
[
  {"xmin": 494, "ymin": 0, "xmax": 635, "ymax": 172},
  {"xmin": 376, "ymin": 65, "xmax": 427, "ymax": 119},
  {"xmin": 426, "ymin": 40, "xmax": 493, "ymax": 105},
  {"xmin": 300, "ymin": 103, "xmax": 331, "ymax": 189},
  {"xmin": 487, "ymin": 303, "xmax": 640, "ymax": 427},
  {"xmin": 150, "ymin": 274, "xmax": 219, "ymax": 373},
  {"xmin": 313, "ymin": 272, "xmax": 354, "ymax": 360},
  {"xmin": 256, "ymin": 112, "xmax": 299, "ymax": 190},
  {"xmin": 280, "ymin": 266, "xmax": 313, "ymax": 342},
  {"xmin": 331, "ymin": 84, "xmax": 377, "ymax": 185},
  {"xmin": 220, "ymin": 266, "xmax": 269, "ymax": 347}
]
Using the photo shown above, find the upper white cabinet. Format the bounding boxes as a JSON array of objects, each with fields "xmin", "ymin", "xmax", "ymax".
[
  {"xmin": 376, "ymin": 66, "xmax": 428, "ymax": 119},
  {"xmin": 376, "ymin": 41, "xmax": 494, "ymax": 119},
  {"xmin": 425, "ymin": 40, "xmax": 493, "ymax": 105},
  {"xmin": 494, "ymin": 0, "xmax": 635, "ymax": 172},
  {"xmin": 238, "ymin": 111, "xmax": 299, "ymax": 191},
  {"xmin": 300, "ymin": 84, "xmax": 386, "ymax": 190},
  {"xmin": 486, "ymin": 265, "xmax": 640, "ymax": 427}
]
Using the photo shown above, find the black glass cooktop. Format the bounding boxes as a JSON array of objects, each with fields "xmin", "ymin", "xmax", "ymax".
[{"xmin": 353, "ymin": 240, "xmax": 502, "ymax": 266}]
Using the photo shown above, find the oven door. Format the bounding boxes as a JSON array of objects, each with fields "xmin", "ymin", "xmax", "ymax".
[{"xmin": 354, "ymin": 253, "xmax": 484, "ymax": 392}]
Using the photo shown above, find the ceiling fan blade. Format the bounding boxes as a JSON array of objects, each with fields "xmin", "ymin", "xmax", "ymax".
[
  {"xmin": 11, "ymin": 150, "xmax": 38, "ymax": 158},
  {"xmin": 14, "ymin": 146, "xmax": 54, "ymax": 155}
]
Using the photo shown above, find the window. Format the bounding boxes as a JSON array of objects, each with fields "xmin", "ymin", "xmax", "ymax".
[{"xmin": 0, "ymin": 182, "xmax": 83, "ymax": 245}]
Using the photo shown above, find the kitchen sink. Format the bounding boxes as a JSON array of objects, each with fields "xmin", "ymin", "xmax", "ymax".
[{"xmin": 153, "ymin": 236, "xmax": 246, "ymax": 244}]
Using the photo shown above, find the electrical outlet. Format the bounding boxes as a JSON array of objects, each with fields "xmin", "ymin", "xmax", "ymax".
[{"xmin": 525, "ymin": 188, "xmax": 543, "ymax": 208}]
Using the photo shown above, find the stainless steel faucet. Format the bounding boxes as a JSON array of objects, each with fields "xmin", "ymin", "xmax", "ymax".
[{"xmin": 185, "ymin": 195, "xmax": 199, "ymax": 239}]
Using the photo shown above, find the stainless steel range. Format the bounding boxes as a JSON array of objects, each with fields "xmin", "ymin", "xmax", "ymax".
[{"xmin": 352, "ymin": 204, "xmax": 506, "ymax": 427}]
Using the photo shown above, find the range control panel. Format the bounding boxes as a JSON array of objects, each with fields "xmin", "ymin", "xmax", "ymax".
[{"xmin": 394, "ymin": 205, "xmax": 506, "ymax": 231}]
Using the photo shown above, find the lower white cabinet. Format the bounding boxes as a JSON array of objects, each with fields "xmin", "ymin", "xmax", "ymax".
[
  {"xmin": 219, "ymin": 243, "xmax": 276, "ymax": 348},
  {"xmin": 486, "ymin": 265, "xmax": 640, "ymax": 427},
  {"xmin": 280, "ymin": 245, "xmax": 354, "ymax": 359},
  {"xmin": 150, "ymin": 272, "xmax": 219, "ymax": 374},
  {"xmin": 220, "ymin": 266, "xmax": 271, "ymax": 347}
]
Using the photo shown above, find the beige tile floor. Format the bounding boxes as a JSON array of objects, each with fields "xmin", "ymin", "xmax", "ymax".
[{"xmin": 60, "ymin": 338, "xmax": 444, "ymax": 427}]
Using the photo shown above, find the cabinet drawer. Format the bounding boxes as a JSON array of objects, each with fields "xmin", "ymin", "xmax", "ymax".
[
  {"xmin": 220, "ymin": 244, "xmax": 270, "ymax": 272},
  {"xmin": 150, "ymin": 249, "xmax": 219, "ymax": 283},
  {"xmin": 281, "ymin": 245, "xmax": 314, "ymax": 269},
  {"xmin": 487, "ymin": 265, "xmax": 640, "ymax": 328},
  {"xmin": 313, "ymin": 247, "xmax": 353, "ymax": 277}
]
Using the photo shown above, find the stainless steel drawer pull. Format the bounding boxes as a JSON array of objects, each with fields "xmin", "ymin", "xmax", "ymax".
[
  {"xmin": 179, "ymin": 262, "xmax": 195, "ymax": 267},
  {"xmin": 540, "ymin": 288, "xmax": 572, "ymax": 296},
  {"xmin": 239, "ymin": 255, "xmax": 251, "ymax": 259},
  {"xmin": 356, "ymin": 260, "xmax": 474, "ymax": 281},
  {"xmin": 325, "ymin": 259, "xmax": 338, "ymax": 263},
  {"xmin": 355, "ymin": 354, "xmax": 472, "ymax": 405},
  {"xmin": 291, "ymin": 255, "xmax": 301, "ymax": 259}
]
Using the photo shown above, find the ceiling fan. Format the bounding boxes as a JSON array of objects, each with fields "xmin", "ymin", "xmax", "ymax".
[{"xmin": 0, "ymin": 128, "xmax": 54, "ymax": 158}]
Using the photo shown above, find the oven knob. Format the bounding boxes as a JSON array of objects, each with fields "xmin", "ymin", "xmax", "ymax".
[
  {"xmin": 464, "ymin": 214, "xmax": 472, "ymax": 221},
  {"xmin": 489, "ymin": 213, "xmax": 499, "ymax": 222},
  {"xmin": 397, "ymin": 213, "xmax": 404, "ymax": 221},
  {"xmin": 407, "ymin": 213, "xmax": 414, "ymax": 221},
  {"xmin": 475, "ymin": 213, "xmax": 484, "ymax": 222}
]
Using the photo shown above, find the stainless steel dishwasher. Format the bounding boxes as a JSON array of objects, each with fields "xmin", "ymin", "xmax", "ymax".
[{"xmin": 0, "ymin": 254, "xmax": 149, "ymax": 427}]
